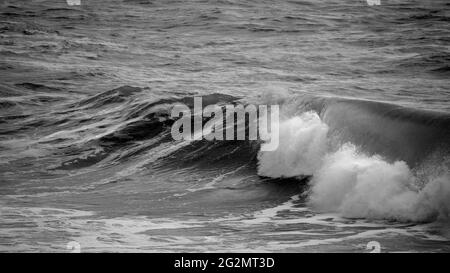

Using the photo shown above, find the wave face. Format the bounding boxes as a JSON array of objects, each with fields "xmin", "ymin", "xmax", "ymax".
[
  {"xmin": 258, "ymin": 106, "xmax": 450, "ymax": 222},
  {"xmin": 1, "ymin": 0, "xmax": 450, "ymax": 252}
]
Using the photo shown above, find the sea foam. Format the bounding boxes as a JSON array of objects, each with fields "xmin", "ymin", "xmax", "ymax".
[{"xmin": 258, "ymin": 111, "xmax": 450, "ymax": 222}]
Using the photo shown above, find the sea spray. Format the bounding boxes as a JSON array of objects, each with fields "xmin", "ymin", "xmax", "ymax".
[{"xmin": 257, "ymin": 111, "xmax": 328, "ymax": 177}]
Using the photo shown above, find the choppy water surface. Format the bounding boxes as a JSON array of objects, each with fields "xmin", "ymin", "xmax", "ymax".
[{"xmin": 0, "ymin": 0, "xmax": 449, "ymax": 252}]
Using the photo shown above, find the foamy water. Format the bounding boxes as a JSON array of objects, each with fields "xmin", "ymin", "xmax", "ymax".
[{"xmin": 0, "ymin": 0, "xmax": 449, "ymax": 252}]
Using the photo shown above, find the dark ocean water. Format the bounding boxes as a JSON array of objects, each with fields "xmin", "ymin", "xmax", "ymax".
[{"xmin": 0, "ymin": 0, "xmax": 449, "ymax": 252}]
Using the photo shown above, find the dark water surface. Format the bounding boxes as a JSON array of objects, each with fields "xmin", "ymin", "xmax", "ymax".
[{"xmin": 0, "ymin": 0, "xmax": 449, "ymax": 252}]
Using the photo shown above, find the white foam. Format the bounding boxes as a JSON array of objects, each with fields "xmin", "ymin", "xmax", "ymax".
[
  {"xmin": 258, "ymin": 111, "xmax": 328, "ymax": 177},
  {"xmin": 258, "ymin": 111, "xmax": 450, "ymax": 223},
  {"xmin": 309, "ymin": 144, "xmax": 450, "ymax": 222}
]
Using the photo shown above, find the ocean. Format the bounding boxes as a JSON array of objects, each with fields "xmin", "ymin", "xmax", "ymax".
[{"xmin": 0, "ymin": 0, "xmax": 449, "ymax": 252}]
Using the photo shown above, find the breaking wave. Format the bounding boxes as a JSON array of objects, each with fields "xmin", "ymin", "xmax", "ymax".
[
  {"xmin": 5, "ymin": 83, "xmax": 449, "ymax": 223},
  {"xmin": 258, "ymin": 103, "xmax": 450, "ymax": 223},
  {"xmin": 63, "ymin": 87, "xmax": 449, "ymax": 223},
  {"xmin": 308, "ymin": 143, "xmax": 449, "ymax": 222}
]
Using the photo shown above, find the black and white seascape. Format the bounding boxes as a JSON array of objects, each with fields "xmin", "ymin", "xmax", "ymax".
[{"xmin": 0, "ymin": 0, "xmax": 449, "ymax": 253}]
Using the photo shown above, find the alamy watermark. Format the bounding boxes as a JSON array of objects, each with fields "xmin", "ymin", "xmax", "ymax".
[
  {"xmin": 170, "ymin": 97, "xmax": 280, "ymax": 151},
  {"xmin": 66, "ymin": 241, "xmax": 81, "ymax": 253},
  {"xmin": 64, "ymin": 0, "xmax": 381, "ymax": 7},
  {"xmin": 66, "ymin": 0, "xmax": 81, "ymax": 6},
  {"xmin": 366, "ymin": 0, "xmax": 381, "ymax": 6},
  {"xmin": 65, "ymin": 240, "xmax": 381, "ymax": 253}
]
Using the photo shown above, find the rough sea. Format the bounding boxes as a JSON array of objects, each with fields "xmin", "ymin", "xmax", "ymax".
[{"xmin": 0, "ymin": 0, "xmax": 449, "ymax": 252}]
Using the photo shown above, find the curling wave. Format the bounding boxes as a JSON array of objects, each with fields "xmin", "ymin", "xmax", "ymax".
[
  {"xmin": 257, "ymin": 98, "xmax": 450, "ymax": 222},
  {"xmin": 15, "ymin": 84, "xmax": 449, "ymax": 223}
]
